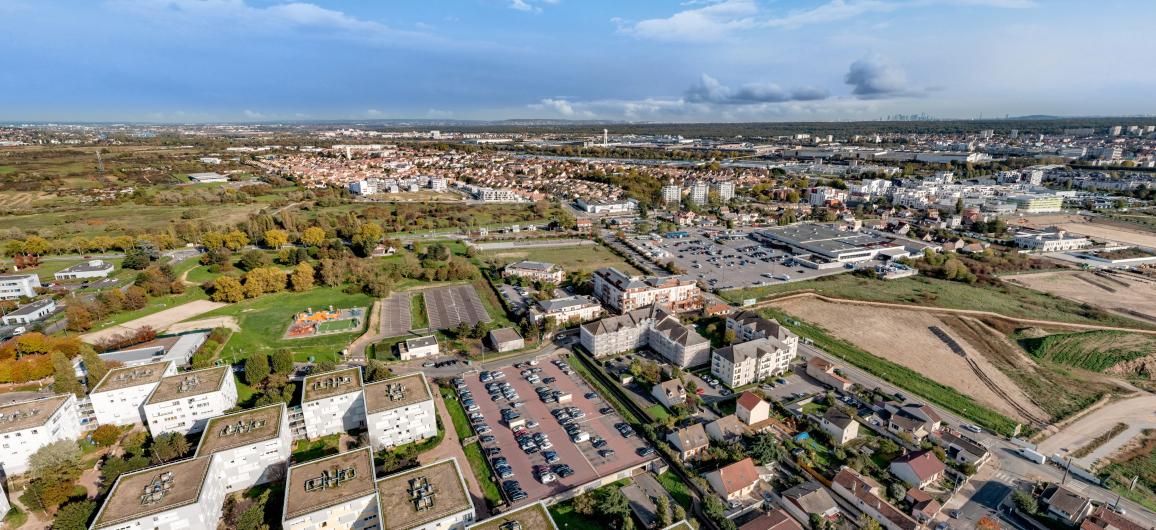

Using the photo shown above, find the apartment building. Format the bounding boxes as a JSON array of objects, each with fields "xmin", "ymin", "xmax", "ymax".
[
  {"xmin": 143, "ymin": 366, "xmax": 238, "ymax": 436},
  {"xmin": 712, "ymin": 181, "xmax": 735, "ymax": 202},
  {"xmin": 503, "ymin": 260, "xmax": 564, "ymax": 284},
  {"xmin": 90, "ymin": 457, "xmax": 224, "ymax": 530},
  {"xmin": 195, "ymin": 404, "xmax": 292, "ymax": 493},
  {"xmin": 0, "ymin": 274, "xmax": 38, "ymax": 300},
  {"xmin": 1011, "ymin": 194, "xmax": 1063, "ymax": 213},
  {"xmin": 726, "ymin": 311, "xmax": 800, "ymax": 350},
  {"xmin": 711, "ymin": 337, "xmax": 797, "ymax": 388},
  {"xmin": 0, "ymin": 394, "xmax": 83, "ymax": 476},
  {"xmin": 376, "ymin": 458, "xmax": 476, "ymax": 530},
  {"xmin": 532, "ymin": 295, "xmax": 603, "ymax": 325},
  {"xmin": 591, "ymin": 267, "xmax": 701, "ymax": 313},
  {"xmin": 90, "ymin": 361, "xmax": 177, "ymax": 427},
  {"xmin": 300, "ymin": 368, "xmax": 366, "ymax": 440},
  {"xmin": 363, "ymin": 373, "xmax": 437, "ymax": 450},
  {"xmin": 1, "ymin": 298, "xmax": 55, "ymax": 326},
  {"xmin": 661, "ymin": 181, "xmax": 681, "ymax": 204},
  {"xmin": 579, "ymin": 304, "xmax": 709, "ymax": 367},
  {"xmin": 689, "ymin": 180, "xmax": 709, "ymax": 205},
  {"xmin": 1012, "ymin": 229, "xmax": 1091, "ymax": 252},
  {"xmin": 283, "ymin": 448, "xmax": 380, "ymax": 530}
]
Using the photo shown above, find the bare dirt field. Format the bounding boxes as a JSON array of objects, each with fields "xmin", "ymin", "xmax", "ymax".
[
  {"xmin": 1009, "ymin": 270, "xmax": 1156, "ymax": 324},
  {"xmin": 81, "ymin": 300, "xmax": 227, "ymax": 344},
  {"xmin": 1037, "ymin": 394, "xmax": 1156, "ymax": 468},
  {"xmin": 1014, "ymin": 214, "xmax": 1156, "ymax": 248},
  {"xmin": 773, "ymin": 297, "xmax": 1048, "ymax": 424},
  {"xmin": 165, "ymin": 316, "xmax": 239, "ymax": 334}
]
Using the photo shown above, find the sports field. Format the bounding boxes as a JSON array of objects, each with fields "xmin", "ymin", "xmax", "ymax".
[
  {"xmin": 316, "ymin": 319, "xmax": 358, "ymax": 333},
  {"xmin": 481, "ymin": 243, "xmax": 643, "ymax": 275}
]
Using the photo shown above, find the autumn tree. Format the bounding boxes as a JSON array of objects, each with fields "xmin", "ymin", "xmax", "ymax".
[
  {"xmin": 91, "ymin": 425, "xmax": 121, "ymax": 446},
  {"xmin": 51, "ymin": 352, "xmax": 82, "ymax": 396},
  {"xmin": 212, "ymin": 276, "xmax": 245, "ymax": 303},
  {"xmin": 300, "ymin": 226, "xmax": 326, "ymax": 247},
  {"xmin": 263, "ymin": 229, "xmax": 288, "ymax": 249},
  {"xmin": 290, "ymin": 262, "xmax": 315, "ymax": 292},
  {"xmin": 81, "ymin": 347, "xmax": 110, "ymax": 388},
  {"xmin": 223, "ymin": 230, "xmax": 250, "ymax": 251}
]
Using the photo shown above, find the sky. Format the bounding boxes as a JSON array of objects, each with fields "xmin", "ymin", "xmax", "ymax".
[{"xmin": 1, "ymin": 0, "xmax": 1154, "ymax": 123}]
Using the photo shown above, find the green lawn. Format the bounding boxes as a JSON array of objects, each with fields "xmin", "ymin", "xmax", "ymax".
[
  {"xmin": 548, "ymin": 478, "xmax": 633, "ymax": 530},
  {"xmin": 762, "ymin": 306, "xmax": 1021, "ymax": 436},
  {"xmin": 316, "ymin": 318, "xmax": 359, "ymax": 333},
  {"xmin": 724, "ymin": 274, "xmax": 1152, "ymax": 328},
  {"xmin": 645, "ymin": 404, "xmax": 671, "ymax": 422},
  {"xmin": 185, "ymin": 265, "xmax": 226, "ymax": 284},
  {"xmin": 657, "ymin": 470, "xmax": 693, "ymax": 510},
  {"xmin": 462, "ymin": 442, "xmax": 503, "ymax": 507},
  {"xmin": 411, "ymin": 294, "xmax": 429, "ymax": 329},
  {"xmin": 235, "ymin": 376, "xmax": 257, "ymax": 406},
  {"xmin": 481, "ymin": 243, "xmax": 643, "ymax": 275},
  {"xmin": 92, "ymin": 286, "xmax": 211, "ymax": 331},
  {"xmin": 438, "ymin": 386, "xmax": 474, "ymax": 437},
  {"xmin": 292, "ymin": 434, "xmax": 341, "ymax": 463},
  {"xmin": 193, "ymin": 287, "xmax": 373, "ymax": 362}
]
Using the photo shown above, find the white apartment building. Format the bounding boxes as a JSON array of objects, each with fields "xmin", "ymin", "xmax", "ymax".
[
  {"xmin": 473, "ymin": 188, "xmax": 526, "ymax": 203},
  {"xmin": 363, "ymin": 373, "xmax": 437, "ymax": 450},
  {"xmin": 1013, "ymin": 229, "xmax": 1091, "ymax": 252},
  {"xmin": 90, "ymin": 457, "xmax": 225, "ymax": 530},
  {"xmin": 661, "ymin": 181, "xmax": 681, "ymax": 204},
  {"xmin": 195, "ymin": 404, "xmax": 292, "ymax": 493},
  {"xmin": 0, "ymin": 274, "xmax": 38, "ymax": 300},
  {"xmin": 689, "ymin": 180, "xmax": 709, "ymax": 205},
  {"xmin": 503, "ymin": 260, "xmax": 565, "ymax": 284},
  {"xmin": 398, "ymin": 336, "xmax": 439, "ymax": 361},
  {"xmin": 808, "ymin": 186, "xmax": 848, "ymax": 206},
  {"xmin": 712, "ymin": 181, "xmax": 735, "ymax": 202},
  {"xmin": 143, "ymin": 366, "xmax": 238, "ymax": 437},
  {"xmin": 349, "ymin": 179, "xmax": 381, "ymax": 196},
  {"xmin": 532, "ymin": 295, "xmax": 603, "ymax": 325},
  {"xmin": 428, "ymin": 177, "xmax": 448, "ymax": 192},
  {"xmin": 591, "ymin": 267, "xmax": 701, "ymax": 313},
  {"xmin": 0, "ymin": 394, "xmax": 83, "ymax": 476},
  {"xmin": 727, "ymin": 311, "xmax": 801, "ymax": 349},
  {"xmin": 711, "ymin": 337, "xmax": 797, "ymax": 388},
  {"xmin": 90, "ymin": 361, "xmax": 177, "ymax": 427},
  {"xmin": 301, "ymin": 368, "xmax": 366, "ymax": 440},
  {"xmin": 376, "ymin": 458, "xmax": 475, "ymax": 530},
  {"xmin": 1011, "ymin": 194, "xmax": 1063, "ymax": 213},
  {"xmin": 575, "ymin": 198, "xmax": 637, "ymax": 215},
  {"xmin": 283, "ymin": 448, "xmax": 380, "ymax": 530},
  {"xmin": 580, "ymin": 304, "xmax": 710, "ymax": 368},
  {"xmin": 53, "ymin": 259, "xmax": 114, "ymax": 280},
  {"xmin": 649, "ymin": 312, "xmax": 711, "ymax": 368}
]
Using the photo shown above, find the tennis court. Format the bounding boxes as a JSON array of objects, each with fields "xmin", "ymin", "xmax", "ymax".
[{"xmin": 423, "ymin": 285, "xmax": 491, "ymax": 331}]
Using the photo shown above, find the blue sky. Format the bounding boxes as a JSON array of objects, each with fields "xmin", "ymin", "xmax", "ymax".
[{"xmin": 1, "ymin": 0, "xmax": 1153, "ymax": 122}]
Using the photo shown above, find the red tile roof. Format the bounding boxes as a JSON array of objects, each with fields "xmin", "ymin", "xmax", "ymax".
[
  {"xmin": 893, "ymin": 450, "xmax": 946, "ymax": 481},
  {"xmin": 737, "ymin": 391, "xmax": 764, "ymax": 412},
  {"xmin": 713, "ymin": 457, "xmax": 759, "ymax": 495}
]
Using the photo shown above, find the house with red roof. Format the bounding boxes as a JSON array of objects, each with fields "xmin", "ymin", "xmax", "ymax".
[
  {"xmin": 736, "ymin": 392, "xmax": 770, "ymax": 426},
  {"xmin": 704, "ymin": 457, "xmax": 761, "ymax": 503},
  {"xmin": 889, "ymin": 450, "xmax": 946, "ymax": 489}
]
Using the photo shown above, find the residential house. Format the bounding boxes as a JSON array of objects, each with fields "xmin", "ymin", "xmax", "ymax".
[
  {"xmin": 1041, "ymin": 484, "xmax": 1094, "ymax": 526},
  {"xmin": 738, "ymin": 509, "xmax": 804, "ymax": 530},
  {"xmin": 780, "ymin": 482, "xmax": 841, "ymax": 526},
  {"xmin": 820, "ymin": 408, "xmax": 860, "ymax": 446},
  {"xmin": 883, "ymin": 403, "xmax": 942, "ymax": 441},
  {"xmin": 905, "ymin": 488, "xmax": 942, "ymax": 525},
  {"xmin": 889, "ymin": 451, "xmax": 946, "ymax": 489},
  {"xmin": 831, "ymin": 468, "xmax": 922, "ymax": 530},
  {"xmin": 805, "ymin": 357, "xmax": 852, "ymax": 392},
  {"xmin": 666, "ymin": 424, "xmax": 709, "ymax": 462},
  {"xmin": 704, "ymin": 458, "xmax": 761, "ymax": 503},
  {"xmin": 1080, "ymin": 506, "xmax": 1151, "ymax": 530},
  {"xmin": 931, "ymin": 430, "xmax": 991, "ymax": 469},
  {"xmin": 705, "ymin": 414, "xmax": 747, "ymax": 443},
  {"xmin": 651, "ymin": 380, "xmax": 687, "ymax": 410},
  {"xmin": 736, "ymin": 392, "xmax": 770, "ymax": 426}
]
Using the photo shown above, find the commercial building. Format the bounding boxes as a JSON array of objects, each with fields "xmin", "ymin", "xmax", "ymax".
[
  {"xmin": 1013, "ymin": 229, "xmax": 1091, "ymax": 252},
  {"xmin": 300, "ymin": 368, "xmax": 366, "ymax": 440},
  {"xmin": 1, "ymin": 298, "xmax": 55, "ymax": 326},
  {"xmin": 752, "ymin": 224, "xmax": 910, "ymax": 264},
  {"xmin": 90, "ymin": 456, "xmax": 224, "ymax": 530},
  {"xmin": 532, "ymin": 295, "xmax": 603, "ymax": 325},
  {"xmin": 591, "ymin": 267, "xmax": 701, "ymax": 313},
  {"xmin": 1011, "ymin": 194, "xmax": 1064, "ymax": 213},
  {"xmin": 143, "ymin": 366, "xmax": 238, "ymax": 436},
  {"xmin": 711, "ymin": 336, "xmax": 797, "ymax": 388},
  {"xmin": 195, "ymin": 403, "xmax": 292, "ymax": 493},
  {"xmin": 0, "ymin": 274, "xmax": 38, "ymax": 300},
  {"xmin": 363, "ymin": 373, "xmax": 437, "ymax": 450},
  {"xmin": 580, "ymin": 304, "xmax": 710, "ymax": 368},
  {"xmin": 98, "ymin": 332, "xmax": 209, "ymax": 368},
  {"xmin": 187, "ymin": 172, "xmax": 228, "ymax": 183},
  {"xmin": 54, "ymin": 259, "xmax": 114, "ymax": 280},
  {"xmin": 90, "ymin": 361, "xmax": 178, "ymax": 427},
  {"xmin": 503, "ymin": 260, "xmax": 564, "ymax": 284},
  {"xmin": 0, "ymin": 394, "xmax": 83, "ymax": 476},
  {"xmin": 398, "ymin": 336, "xmax": 439, "ymax": 361},
  {"xmin": 376, "ymin": 458, "xmax": 475, "ymax": 530},
  {"xmin": 283, "ymin": 448, "xmax": 380, "ymax": 530}
]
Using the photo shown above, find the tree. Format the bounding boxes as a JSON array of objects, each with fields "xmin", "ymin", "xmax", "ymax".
[
  {"xmin": 977, "ymin": 516, "xmax": 1001, "ymax": 530},
  {"xmin": 271, "ymin": 348, "xmax": 294, "ymax": 374},
  {"xmin": 301, "ymin": 226, "xmax": 326, "ymax": 247},
  {"xmin": 597, "ymin": 488, "xmax": 630, "ymax": 519},
  {"xmin": 65, "ymin": 303, "xmax": 93, "ymax": 332},
  {"xmin": 51, "ymin": 352, "xmax": 82, "ymax": 396},
  {"xmin": 858, "ymin": 515, "xmax": 883, "ymax": 530},
  {"xmin": 1012, "ymin": 490, "xmax": 1037, "ymax": 515},
  {"xmin": 239, "ymin": 249, "xmax": 270, "ymax": 271},
  {"xmin": 223, "ymin": 230, "xmax": 250, "ymax": 251},
  {"xmin": 656, "ymin": 494, "xmax": 672, "ymax": 527},
  {"xmin": 150, "ymin": 432, "xmax": 191, "ymax": 464},
  {"xmin": 887, "ymin": 482, "xmax": 907, "ymax": 502},
  {"xmin": 290, "ymin": 262, "xmax": 315, "ymax": 292},
  {"xmin": 245, "ymin": 353, "xmax": 271, "ymax": 386},
  {"xmin": 573, "ymin": 492, "xmax": 596, "ymax": 515},
  {"xmin": 81, "ymin": 348, "xmax": 110, "ymax": 389},
  {"xmin": 672, "ymin": 504, "xmax": 686, "ymax": 523},
  {"xmin": 29, "ymin": 440, "xmax": 81, "ymax": 480},
  {"xmin": 264, "ymin": 229, "xmax": 288, "ymax": 249},
  {"xmin": 51, "ymin": 500, "xmax": 96, "ymax": 530},
  {"xmin": 122, "ymin": 247, "xmax": 152, "ymax": 270},
  {"xmin": 91, "ymin": 424, "xmax": 121, "ymax": 446},
  {"xmin": 212, "ymin": 276, "xmax": 245, "ymax": 303}
]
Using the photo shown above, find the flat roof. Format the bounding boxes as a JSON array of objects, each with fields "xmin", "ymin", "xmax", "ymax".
[
  {"xmin": 0, "ymin": 394, "xmax": 69, "ymax": 435},
  {"xmin": 195, "ymin": 403, "xmax": 285, "ymax": 456},
  {"xmin": 364, "ymin": 373, "xmax": 433, "ymax": 415},
  {"xmin": 92, "ymin": 361, "xmax": 171, "ymax": 394},
  {"xmin": 301, "ymin": 368, "xmax": 363, "ymax": 402},
  {"xmin": 146, "ymin": 366, "xmax": 230, "ymax": 405},
  {"xmin": 377, "ymin": 458, "xmax": 471, "ymax": 530},
  {"xmin": 283, "ymin": 448, "xmax": 377, "ymax": 520},
  {"xmin": 467, "ymin": 501, "xmax": 556, "ymax": 530},
  {"xmin": 406, "ymin": 335, "xmax": 438, "ymax": 349},
  {"xmin": 92, "ymin": 457, "xmax": 212, "ymax": 528},
  {"xmin": 57, "ymin": 260, "xmax": 114, "ymax": 274},
  {"xmin": 6, "ymin": 298, "xmax": 54, "ymax": 317}
]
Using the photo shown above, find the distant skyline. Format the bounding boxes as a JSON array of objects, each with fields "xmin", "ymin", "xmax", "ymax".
[{"xmin": 2, "ymin": 0, "xmax": 1154, "ymax": 123}]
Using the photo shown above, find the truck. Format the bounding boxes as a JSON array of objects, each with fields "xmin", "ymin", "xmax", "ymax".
[{"xmin": 1018, "ymin": 448, "xmax": 1046, "ymax": 464}]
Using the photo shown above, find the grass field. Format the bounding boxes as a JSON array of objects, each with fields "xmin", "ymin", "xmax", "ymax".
[
  {"xmin": 411, "ymin": 294, "xmax": 429, "ymax": 329},
  {"xmin": 548, "ymin": 478, "xmax": 633, "ymax": 530},
  {"xmin": 762, "ymin": 306, "xmax": 1021, "ymax": 436},
  {"xmin": 724, "ymin": 274, "xmax": 1151, "ymax": 329},
  {"xmin": 316, "ymin": 318, "xmax": 359, "ymax": 333},
  {"xmin": 656, "ymin": 470, "xmax": 693, "ymax": 510},
  {"xmin": 292, "ymin": 434, "xmax": 341, "ymax": 463},
  {"xmin": 463, "ymin": 442, "xmax": 503, "ymax": 507},
  {"xmin": 480, "ymin": 243, "xmax": 643, "ymax": 275},
  {"xmin": 439, "ymin": 386, "xmax": 474, "ymax": 438},
  {"xmin": 1020, "ymin": 330, "xmax": 1156, "ymax": 373},
  {"xmin": 1101, "ymin": 430, "xmax": 1156, "ymax": 511},
  {"xmin": 193, "ymin": 287, "xmax": 373, "ymax": 362}
]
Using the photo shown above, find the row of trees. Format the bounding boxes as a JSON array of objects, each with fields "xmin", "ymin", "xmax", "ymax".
[
  {"xmin": 66, "ymin": 264, "xmax": 182, "ymax": 332},
  {"xmin": 209, "ymin": 262, "xmax": 314, "ymax": 303}
]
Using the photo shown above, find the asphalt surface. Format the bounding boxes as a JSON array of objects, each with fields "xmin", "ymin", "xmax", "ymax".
[{"xmin": 424, "ymin": 284, "xmax": 491, "ymax": 331}]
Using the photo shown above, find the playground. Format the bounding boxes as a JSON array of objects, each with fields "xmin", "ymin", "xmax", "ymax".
[{"xmin": 284, "ymin": 306, "xmax": 366, "ymax": 339}]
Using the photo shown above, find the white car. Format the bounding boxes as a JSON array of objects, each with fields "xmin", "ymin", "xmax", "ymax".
[
  {"xmin": 960, "ymin": 423, "xmax": 983, "ymax": 434},
  {"xmin": 539, "ymin": 472, "xmax": 557, "ymax": 484}
]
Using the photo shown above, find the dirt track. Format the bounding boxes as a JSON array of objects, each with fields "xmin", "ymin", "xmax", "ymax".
[
  {"xmin": 773, "ymin": 297, "xmax": 1048, "ymax": 423},
  {"xmin": 81, "ymin": 300, "xmax": 227, "ymax": 344}
]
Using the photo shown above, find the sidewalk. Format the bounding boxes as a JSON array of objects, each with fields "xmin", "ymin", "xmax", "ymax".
[{"xmin": 421, "ymin": 381, "xmax": 491, "ymax": 518}]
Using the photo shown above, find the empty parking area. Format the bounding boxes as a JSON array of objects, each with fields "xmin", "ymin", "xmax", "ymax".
[
  {"xmin": 424, "ymin": 285, "xmax": 491, "ymax": 331},
  {"xmin": 458, "ymin": 353, "xmax": 653, "ymax": 507},
  {"xmin": 380, "ymin": 292, "xmax": 413, "ymax": 337}
]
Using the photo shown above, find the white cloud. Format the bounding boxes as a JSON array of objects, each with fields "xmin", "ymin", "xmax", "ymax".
[
  {"xmin": 366, "ymin": 109, "xmax": 385, "ymax": 117},
  {"xmin": 508, "ymin": 0, "xmax": 559, "ymax": 13},
  {"xmin": 685, "ymin": 74, "xmax": 829, "ymax": 104}
]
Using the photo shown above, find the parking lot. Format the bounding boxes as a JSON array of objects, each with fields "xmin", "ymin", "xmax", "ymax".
[
  {"xmin": 424, "ymin": 284, "xmax": 491, "ymax": 330},
  {"xmin": 380, "ymin": 292, "xmax": 413, "ymax": 337},
  {"xmin": 644, "ymin": 229, "xmax": 852, "ymax": 291},
  {"xmin": 455, "ymin": 353, "xmax": 654, "ymax": 507}
]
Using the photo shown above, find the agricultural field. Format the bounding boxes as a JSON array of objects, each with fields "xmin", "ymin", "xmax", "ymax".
[
  {"xmin": 480, "ymin": 243, "xmax": 643, "ymax": 275},
  {"xmin": 190, "ymin": 287, "xmax": 374, "ymax": 362},
  {"xmin": 1008, "ymin": 270, "xmax": 1156, "ymax": 324},
  {"xmin": 724, "ymin": 273, "xmax": 1151, "ymax": 329}
]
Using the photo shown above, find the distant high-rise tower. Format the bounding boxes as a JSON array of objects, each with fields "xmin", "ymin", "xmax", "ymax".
[
  {"xmin": 345, "ymin": 146, "xmax": 352, "ymax": 160},
  {"xmin": 603, "ymin": 129, "xmax": 608, "ymax": 146},
  {"xmin": 712, "ymin": 181, "xmax": 735, "ymax": 202},
  {"xmin": 661, "ymin": 179, "xmax": 681, "ymax": 205},
  {"xmin": 1010, "ymin": 129, "xmax": 1019, "ymax": 139}
]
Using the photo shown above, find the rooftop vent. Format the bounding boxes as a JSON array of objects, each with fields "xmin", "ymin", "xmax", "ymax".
[
  {"xmin": 408, "ymin": 476, "xmax": 437, "ymax": 512},
  {"xmin": 139, "ymin": 471, "xmax": 175, "ymax": 506},
  {"xmin": 304, "ymin": 466, "xmax": 357, "ymax": 492}
]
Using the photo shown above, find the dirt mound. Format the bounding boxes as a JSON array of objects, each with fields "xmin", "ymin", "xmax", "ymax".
[
  {"xmin": 1016, "ymin": 327, "xmax": 1051, "ymax": 339},
  {"xmin": 1105, "ymin": 354, "xmax": 1156, "ymax": 380}
]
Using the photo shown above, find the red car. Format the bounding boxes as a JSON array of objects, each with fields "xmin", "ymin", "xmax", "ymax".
[{"xmin": 695, "ymin": 387, "xmax": 706, "ymax": 396}]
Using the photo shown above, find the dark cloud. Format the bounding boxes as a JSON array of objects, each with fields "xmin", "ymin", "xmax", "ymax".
[
  {"xmin": 685, "ymin": 74, "xmax": 830, "ymax": 104},
  {"xmin": 844, "ymin": 55, "xmax": 908, "ymax": 98}
]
